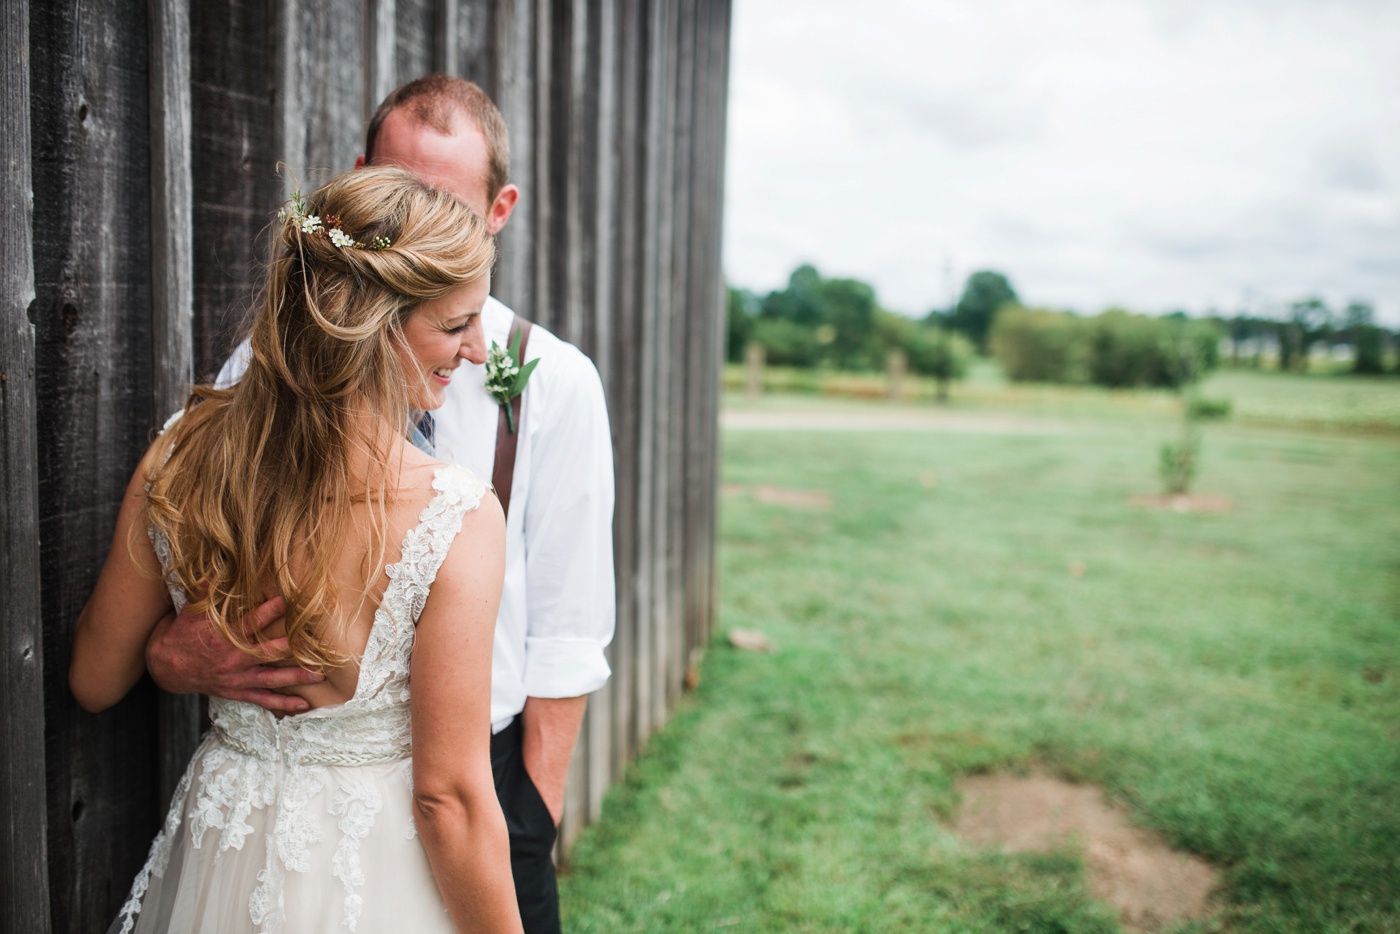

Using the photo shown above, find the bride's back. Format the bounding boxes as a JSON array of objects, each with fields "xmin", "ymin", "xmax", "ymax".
[{"xmin": 255, "ymin": 443, "xmax": 445, "ymax": 710}]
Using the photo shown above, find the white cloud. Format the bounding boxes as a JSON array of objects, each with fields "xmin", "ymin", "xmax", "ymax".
[{"xmin": 723, "ymin": 0, "xmax": 1400, "ymax": 323}]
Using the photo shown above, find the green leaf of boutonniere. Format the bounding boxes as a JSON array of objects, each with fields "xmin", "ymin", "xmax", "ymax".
[{"xmin": 485, "ymin": 328, "xmax": 539, "ymax": 434}]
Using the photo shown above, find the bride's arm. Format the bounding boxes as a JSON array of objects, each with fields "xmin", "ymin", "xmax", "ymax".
[
  {"xmin": 70, "ymin": 447, "xmax": 175, "ymax": 712},
  {"xmin": 410, "ymin": 492, "xmax": 522, "ymax": 934}
]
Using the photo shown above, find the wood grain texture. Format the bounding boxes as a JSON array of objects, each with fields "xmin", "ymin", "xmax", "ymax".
[
  {"xmin": 146, "ymin": 0, "xmax": 201, "ymax": 809},
  {"xmin": 189, "ymin": 0, "xmax": 279, "ymax": 377},
  {"xmin": 450, "ymin": 0, "xmax": 493, "ymax": 91},
  {"xmin": 297, "ymin": 0, "xmax": 367, "ymax": 179},
  {"xmin": 584, "ymin": 0, "xmax": 618, "ymax": 826},
  {"xmin": 30, "ymin": 1, "xmax": 164, "ymax": 929},
  {"xmin": 1, "ymin": 1, "xmax": 52, "ymax": 930},
  {"xmin": 555, "ymin": 0, "xmax": 591, "ymax": 850},
  {"xmin": 370, "ymin": 0, "xmax": 399, "ymax": 116},
  {"xmin": 648, "ymin": 0, "xmax": 677, "ymax": 735},
  {"xmin": 607, "ymin": 0, "xmax": 646, "ymax": 775},
  {"xmin": 491, "ymin": 0, "xmax": 533, "ymax": 312},
  {"xmin": 394, "ymin": 0, "xmax": 434, "ymax": 84}
]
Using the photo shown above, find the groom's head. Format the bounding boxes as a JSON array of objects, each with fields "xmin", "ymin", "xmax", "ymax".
[{"xmin": 356, "ymin": 75, "xmax": 520, "ymax": 236}]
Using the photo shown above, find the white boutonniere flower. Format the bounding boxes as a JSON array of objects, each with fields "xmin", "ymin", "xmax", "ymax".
[{"xmin": 485, "ymin": 329, "xmax": 539, "ymax": 434}]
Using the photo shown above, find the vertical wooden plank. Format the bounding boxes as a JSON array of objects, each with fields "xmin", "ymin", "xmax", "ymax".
[
  {"xmin": 606, "ymin": 0, "xmax": 643, "ymax": 776},
  {"xmin": 680, "ymin": 0, "xmax": 704, "ymax": 671},
  {"xmin": 189, "ymin": 0, "xmax": 279, "ymax": 378},
  {"xmin": 275, "ymin": 0, "xmax": 305, "ymax": 195},
  {"xmin": 667, "ymin": 0, "xmax": 695, "ymax": 711},
  {"xmin": 647, "ymin": 0, "xmax": 677, "ymax": 733},
  {"xmin": 588, "ymin": 0, "xmax": 615, "ymax": 391},
  {"xmin": 1, "ymin": 2, "xmax": 52, "ymax": 931},
  {"xmin": 274, "ymin": 0, "xmax": 365, "ymax": 186},
  {"xmin": 688, "ymin": 0, "xmax": 712, "ymax": 662},
  {"xmin": 146, "ymin": 0, "xmax": 200, "ymax": 811},
  {"xmin": 584, "ymin": 0, "xmax": 617, "ymax": 824},
  {"xmin": 555, "ymin": 0, "xmax": 589, "ymax": 850},
  {"xmin": 30, "ymin": 0, "xmax": 163, "ymax": 929},
  {"xmin": 451, "ymin": 0, "xmax": 494, "ymax": 94},
  {"xmin": 393, "ymin": 0, "xmax": 433, "ymax": 85},
  {"xmin": 433, "ymin": 0, "xmax": 458, "ymax": 75},
  {"xmin": 632, "ymin": 0, "xmax": 662, "ymax": 745},
  {"xmin": 556, "ymin": 0, "xmax": 592, "ymax": 350},
  {"xmin": 706, "ymin": 0, "xmax": 730, "ymax": 646},
  {"xmin": 491, "ymin": 0, "xmax": 533, "ymax": 313},
  {"xmin": 300, "ymin": 1, "xmax": 368, "ymax": 176},
  {"xmin": 701, "ymin": 0, "xmax": 734, "ymax": 648},
  {"xmin": 368, "ymin": 0, "xmax": 398, "ymax": 117},
  {"xmin": 689, "ymin": 0, "xmax": 713, "ymax": 653},
  {"xmin": 529, "ymin": 0, "xmax": 552, "ymax": 329}
]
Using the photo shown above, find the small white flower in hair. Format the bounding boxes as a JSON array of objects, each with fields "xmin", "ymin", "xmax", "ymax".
[
  {"xmin": 301, "ymin": 215, "xmax": 323, "ymax": 234},
  {"xmin": 329, "ymin": 228, "xmax": 356, "ymax": 248}
]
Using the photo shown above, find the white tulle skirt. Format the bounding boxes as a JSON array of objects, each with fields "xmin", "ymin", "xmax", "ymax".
[{"xmin": 109, "ymin": 735, "xmax": 457, "ymax": 934}]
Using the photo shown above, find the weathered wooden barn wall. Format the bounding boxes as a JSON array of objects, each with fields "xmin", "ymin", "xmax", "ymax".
[{"xmin": 0, "ymin": 0, "xmax": 731, "ymax": 930}]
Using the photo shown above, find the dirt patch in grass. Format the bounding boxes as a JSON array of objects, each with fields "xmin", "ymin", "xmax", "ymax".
[
  {"xmin": 1127, "ymin": 493, "xmax": 1235, "ymax": 513},
  {"xmin": 721, "ymin": 483, "xmax": 832, "ymax": 508},
  {"xmin": 954, "ymin": 773, "xmax": 1219, "ymax": 933}
]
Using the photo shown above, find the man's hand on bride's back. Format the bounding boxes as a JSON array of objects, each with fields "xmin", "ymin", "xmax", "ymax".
[{"xmin": 145, "ymin": 596, "xmax": 324, "ymax": 714}]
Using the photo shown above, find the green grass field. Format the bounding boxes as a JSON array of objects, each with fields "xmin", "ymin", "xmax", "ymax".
[{"xmin": 560, "ymin": 369, "xmax": 1400, "ymax": 932}]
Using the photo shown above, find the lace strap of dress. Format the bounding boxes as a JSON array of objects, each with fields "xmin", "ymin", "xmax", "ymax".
[
  {"xmin": 147, "ymin": 408, "xmax": 188, "ymax": 610},
  {"xmin": 384, "ymin": 465, "xmax": 490, "ymax": 627}
]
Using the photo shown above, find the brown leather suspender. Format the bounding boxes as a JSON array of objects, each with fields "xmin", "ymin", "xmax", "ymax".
[{"xmin": 491, "ymin": 316, "xmax": 533, "ymax": 520}]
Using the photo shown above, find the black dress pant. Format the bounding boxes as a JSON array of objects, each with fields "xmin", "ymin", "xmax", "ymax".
[{"xmin": 491, "ymin": 716, "xmax": 561, "ymax": 934}]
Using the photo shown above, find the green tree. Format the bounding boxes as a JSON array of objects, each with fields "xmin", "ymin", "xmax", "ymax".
[
  {"xmin": 1354, "ymin": 325, "xmax": 1387, "ymax": 375},
  {"xmin": 949, "ymin": 270, "xmax": 1018, "ymax": 351},
  {"xmin": 1287, "ymin": 298, "xmax": 1332, "ymax": 371},
  {"xmin": 726, "ymin": 287, "xmax": 756, "ymax": 363},
  {"xmin": 989, "ymin": 305, "xmax": 1087, "ymax": 383},
  {"xmin": 818, "ymin": 277, "xmax": 878, "ymax": 369},
  {"xmin": 906, "ymin": 327, "xmax": 973, "ymax": 403},
  {"xmin": 1088, "ymin": 309, "xmax": 1169, "ymax": 388},
  {"xmin": 750, "ymin": 317, "xmax": 821, "ymax": 367},
  {"xmin": 759, "ymin": 264, "xmax": 826, "ymax": 326}
]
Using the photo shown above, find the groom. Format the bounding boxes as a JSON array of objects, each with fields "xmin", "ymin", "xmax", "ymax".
[{"xmin": 145, "ymin": 75, "xmax": 616, "ymax": 934}]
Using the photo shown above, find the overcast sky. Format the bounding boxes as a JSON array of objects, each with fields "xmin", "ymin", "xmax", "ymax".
[{"xmin": 721, "ymin": 0, "xmax": 1400, "ymax": 324}]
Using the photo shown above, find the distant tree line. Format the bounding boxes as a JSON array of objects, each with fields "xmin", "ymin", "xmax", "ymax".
[
  {"xmin": 729, "ymin": 264, "xmax": 1399, "ymax": 388},
  {"xmin": 727, "ymin": 264, "xmax": 974, "ymax": 396},
  {"xmin": 984, "ymin": 306, "xmax": 1220, "ymax": 387},
  {"xmin": 1221, "ymin": 298, "xmax": 1392, "ymax": 374}
]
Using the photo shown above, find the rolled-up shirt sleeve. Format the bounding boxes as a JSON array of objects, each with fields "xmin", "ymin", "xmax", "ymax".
[{"xmin": 520, "ymin": 347, "xmax": 616, "ymax": 698}]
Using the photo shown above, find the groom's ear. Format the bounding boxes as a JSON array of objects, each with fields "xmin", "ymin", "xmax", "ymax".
[
  {"xmin": 485, "ymin": 184, "xmax": 519, "ymax": 236},
  {"xmin": 354, "ymin": 154, "xmax": 368, "ymax": 169}
]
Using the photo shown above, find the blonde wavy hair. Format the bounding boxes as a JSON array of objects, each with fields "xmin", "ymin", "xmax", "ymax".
[{"xmin": 143, "ymin": 166, "xmax": 497, "ymax": 672}]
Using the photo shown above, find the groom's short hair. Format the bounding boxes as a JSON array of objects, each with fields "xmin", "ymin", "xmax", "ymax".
[{"xmin": 364, "ymin": 75, "xmax": 511, "ymax": 201}]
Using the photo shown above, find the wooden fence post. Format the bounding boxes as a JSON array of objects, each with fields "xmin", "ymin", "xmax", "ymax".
[
  {"xmin": 1, "ymin": 1, "xmax": 53, "ymax": 930},
  {"xmin": 887, "ymin": 348, "xmax": 907, "ymax": 403},
  {"xmin": 745, "ymin": 342, "xmax": 765, "ymax": 398}
]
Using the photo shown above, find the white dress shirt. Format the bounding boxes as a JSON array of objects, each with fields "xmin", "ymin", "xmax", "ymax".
[{"xmin": 216, "ymin": 295, "xmax": 616, "ymax": 732}]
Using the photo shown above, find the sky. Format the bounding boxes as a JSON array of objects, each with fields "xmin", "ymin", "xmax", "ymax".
[{"xmin": 721, "ymin": 0, "xmax": 1400, "ymax": 324}]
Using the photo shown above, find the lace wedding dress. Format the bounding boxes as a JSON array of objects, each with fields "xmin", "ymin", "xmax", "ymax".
[{"xmin": 111, "ymin": 465, "xmax": 488, "ymax": 934}]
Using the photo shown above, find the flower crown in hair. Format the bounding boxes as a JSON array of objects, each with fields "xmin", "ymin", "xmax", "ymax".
[{"xmin": 278, "ymin": 191, "xmax": 391, "ymax": 251}]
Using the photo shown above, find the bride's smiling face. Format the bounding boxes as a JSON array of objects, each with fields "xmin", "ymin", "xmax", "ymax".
[{"xmin": 397, "ymin": 275, "xmax": 492, "ymax": 410}]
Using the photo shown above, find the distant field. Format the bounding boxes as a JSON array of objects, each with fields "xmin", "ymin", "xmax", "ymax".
[
  {"xmin": 561, "ymin": 380, "xmax": 1400, "ymax": 932},
  {"xmin": 722, "ymin": 361, "xmax": 1400, "ymax": 435}
]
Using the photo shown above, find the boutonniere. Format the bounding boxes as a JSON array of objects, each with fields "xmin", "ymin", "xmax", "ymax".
[{"xmin": 485, "ymin": 329, "xmax": 539, "ymax": 434}]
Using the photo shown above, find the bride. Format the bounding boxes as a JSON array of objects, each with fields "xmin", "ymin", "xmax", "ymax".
[{"xmin": 69, "ymin": 166, "xmax": 523, "ymax": 934}]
